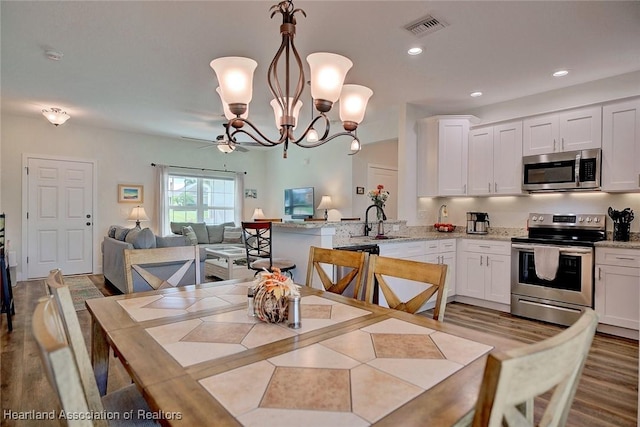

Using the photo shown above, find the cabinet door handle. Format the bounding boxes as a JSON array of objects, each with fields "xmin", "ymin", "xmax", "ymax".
[
  {"xmin": 488, "ymin": 182, "xmax": 491, "ymax": 193},
  {"xmin": 562, "ymin": 137, "xmax": 565, "ymax": 150},
  {"xmin": 480, "ymin": 255, "xmax": 483, "ymax": 266},
  {"xmin": 463, "ymin": 184, "xmax": 467, "ymax": 194},
  {"xmin": 597, "ymin": 266, "xmax": 601, "ymax": 280},
  {"xmin": 553, "ymin": 139, "xmax": 557, "ymax": 151},
  {"xmin": 479, "ymin": 245, "xmax": 491, "ymax": 249},
  {"xmin": 494, "ymin": 182, "xmax": 497, "ymax": 192},
  {"xmin": 615, "ymin": 256, "xmax": 636, "ymax": 261},
  {"xmin": 486, "ymin": 255, "xmax": 490, "ymax": 266}
]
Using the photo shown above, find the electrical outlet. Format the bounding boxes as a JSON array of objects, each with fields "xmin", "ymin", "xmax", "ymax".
[
  {"xmin": 392, "ymin": 225, "xmax": 400, "ymax": 231},
  {"xmin": 418, "ymin": 210, "xmax": 428, "ymax": 219}
]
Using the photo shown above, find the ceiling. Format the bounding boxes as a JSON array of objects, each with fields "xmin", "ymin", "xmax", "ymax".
[{"xmin": 2, "ymin": 1, "xmax": 640, "ymax": 144}]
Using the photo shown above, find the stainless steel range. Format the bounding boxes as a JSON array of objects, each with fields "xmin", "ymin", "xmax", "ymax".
[{"xmin": 511, "ymin": 213, "xmax": 606, "ymax": 326}]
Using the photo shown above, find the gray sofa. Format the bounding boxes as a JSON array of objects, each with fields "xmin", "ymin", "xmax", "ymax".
[{"xmin": 102, "ymin": 223, "xmax": 244, "ymax": 293}]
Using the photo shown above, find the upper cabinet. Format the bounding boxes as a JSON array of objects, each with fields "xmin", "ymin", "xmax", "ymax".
[
  {"xmin": 601, "ymin": 98, "xmax": 640, "ymax": 192},
  {"xmin": 468, "ymin": 121, "xmax": 523, "ymax": 196},
  {"xmin": 523, "ymin": 106, "xmax": 602, "ymax": 156},
  {"xmin": 418, "ymin": 116, "xmax": 478, "ymax": 197}
]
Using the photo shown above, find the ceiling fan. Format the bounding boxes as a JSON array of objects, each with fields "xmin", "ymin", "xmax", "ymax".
[{"xmin": 182, "ymin": 124, "xmax": 249, "ymax": 153}]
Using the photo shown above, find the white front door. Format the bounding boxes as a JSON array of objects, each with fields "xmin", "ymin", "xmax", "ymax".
[
  {"xmin": 27, "ymin": 157, "xmax": 94, "ymax": 278},
  {"xmin": 367, "ymin": 165, "xmax": 398, "ymax": 220}
]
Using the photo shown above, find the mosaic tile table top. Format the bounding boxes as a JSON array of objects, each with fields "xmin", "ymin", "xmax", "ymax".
[
  {"xmin": 116, "ymin": 282, "xmax": 253, "ymax": 322},
  {"xmin": 145, "ymin": 294, "xmax": 372, "ymax": 367},
  {"xmin": 198, "ymin": 317, "xmax": 493, "ymax": 426}
]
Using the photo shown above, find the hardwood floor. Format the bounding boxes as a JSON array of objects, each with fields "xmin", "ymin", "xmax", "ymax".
[{"xmin": 1, "ymin": 276, "xmax": 637, "ymax": 426}]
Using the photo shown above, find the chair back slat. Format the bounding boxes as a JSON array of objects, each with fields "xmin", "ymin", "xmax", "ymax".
[
  {"xmin": 305, "ymin": 247, "xmax": 368, "ymax": 300},
  {"xmin": 471, "ymin": 308, "xmax": 598, "ymax": 427},
  {"xmin": 32, "ymin": 296, "xmax": 101, "ymax": 427},
  {"xmin": 124, "ymin": 246, "xmax": 200, "ymax": 293},
  {"xmin": 241, "ymin": 222, "xmax": 296, "ymax": 278},
  {"xmin": 45, "ymin": 270, "xmax": 106, "ymax": 422},
  {"xmin": 365, "ymin": 255, "xmax": 448, "ymax": 320}
]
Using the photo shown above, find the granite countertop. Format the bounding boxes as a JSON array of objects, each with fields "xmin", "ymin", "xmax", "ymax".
[{"xmin": 595, "ymin": 240, "xmax": 640, "ymax": 249}]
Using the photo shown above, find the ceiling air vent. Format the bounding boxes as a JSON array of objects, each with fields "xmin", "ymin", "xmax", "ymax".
[{"xmin": 404, "ymin": 15, "xmax": 448, "ymax": 37}]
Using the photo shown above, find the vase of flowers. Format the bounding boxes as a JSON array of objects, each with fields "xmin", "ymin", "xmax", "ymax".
[
  {"xmin": 368, "ymin": 184, "xmax": 389, "ymax": 221},
  {"xmin": 252, "ymin": 268, "xmax": 300, "ymax": 323}
]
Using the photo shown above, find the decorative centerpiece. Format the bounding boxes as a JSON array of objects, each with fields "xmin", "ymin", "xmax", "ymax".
[{"xmin": 252, "ymin": 268, "xmax": 300, "ymax": 323}]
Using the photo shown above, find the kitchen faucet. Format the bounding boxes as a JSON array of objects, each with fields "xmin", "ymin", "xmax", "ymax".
[
  {"xmin": 364, "ymin": 204, "xmax": 387, "ymax": 237},
  {"xmin": 438, "ymin": 204, "xmax": 448, "ymax": 223}
]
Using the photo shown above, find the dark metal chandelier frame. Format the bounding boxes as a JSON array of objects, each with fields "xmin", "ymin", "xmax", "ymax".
[{"xmin": 220, "ymin": 1, "xmax": 367, "ymax": 158}]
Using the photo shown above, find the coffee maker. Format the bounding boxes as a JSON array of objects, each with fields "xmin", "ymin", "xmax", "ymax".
[{"xmin": 466, "ymin": 212, "xmax": 490, "ymax": 234}]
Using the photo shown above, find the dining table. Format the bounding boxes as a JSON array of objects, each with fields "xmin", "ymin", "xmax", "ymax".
[{"xmin": 86, "ymin": 279, "xmax": 521, "ymax": 426}]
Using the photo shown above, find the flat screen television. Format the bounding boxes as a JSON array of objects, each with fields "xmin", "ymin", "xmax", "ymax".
[{"xmin": 284, "ymin": 187, "xmax": 314, "ymax": 219}]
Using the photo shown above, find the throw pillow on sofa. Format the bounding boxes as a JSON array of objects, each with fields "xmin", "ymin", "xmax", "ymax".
[
  {"xmin": 182, "ymin": 226, "xmax": 198, "ymax": 245},
  {"xmin": 124, "ymin": 227, "xmax": 157, "ymax": 249},
  {"xmin": 206, "ymin": 221, "xmax": 235, "ymax": 244},
  {"xmin": 171, "ymin": 222, "xmax": 208, "ymax": 244},
  {"xmin": 113, "ymin": 226, "xmax": 133, "ymax": 241},
  {"xmin": 222, "ymin": 226, "xmax": 243, "ymax": 244}
]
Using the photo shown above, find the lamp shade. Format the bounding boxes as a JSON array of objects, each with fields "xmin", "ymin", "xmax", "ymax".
[
  {"xmin": 128, "ymin": 206, "xmax": 150, "ymax": 227},
  {"xmin": 216, "ymin": 87, "xmax": 249, "ymax": 120},
  {"xmin": 210, "ymin": 57, "xmax": 258, "ymax": 105},
  {"xmin": 316, "ymin": 195, "xmax": 333, "ymax": 210},
  {"xmin": 42, "ymin": 108, "xmax": 71, "ymax": 126},
  {"xmin": 339, "ymin": 84, "xmax": 373, "ymax": 124},
  {"xmin": 350, "ymin": 138, "xmax": 361, "ymax": 152},
  {"xmin": 252, "ymin": 208, "xmax": 266, "ymax": 220},
  {"xmin": 270, "ymin": 98, "xmax": 303, "ymax": 130},
  {"xmin": 307, "ymin": 53, "xmax": 353, "ymax": 103}
]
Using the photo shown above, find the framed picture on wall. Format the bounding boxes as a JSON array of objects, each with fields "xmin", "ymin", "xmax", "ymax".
[
  {"xmin": 118, "ymin": 184, "xmax": 144, "ymax": 203},
  {"xmin": 356, "ymin": 186, "xmax": 365, "ymax": 195}
]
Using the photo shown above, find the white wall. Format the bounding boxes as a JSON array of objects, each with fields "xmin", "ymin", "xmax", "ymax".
[
  {"xmin": 260, "ymin": 138, "xmax": 355, "ymax": 221},
  {"xmin": 0, "ymin": 113, "xmax": 268, "ymax": 279},
  {"xmin": 351, "ymin": 139, "xmax": 398, "ymax": 219}
]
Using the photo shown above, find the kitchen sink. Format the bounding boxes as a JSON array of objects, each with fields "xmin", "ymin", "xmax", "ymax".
[{"xmin": 350, "ymin": 235, "xmax": 407, "ymax": 241}]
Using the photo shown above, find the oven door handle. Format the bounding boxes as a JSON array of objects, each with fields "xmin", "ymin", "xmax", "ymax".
[{"xmin": 511, "ymin": 243, "xmax": 593, "ymax": 255}]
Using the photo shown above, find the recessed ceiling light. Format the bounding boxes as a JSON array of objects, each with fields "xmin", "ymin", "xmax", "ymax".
[
  {"xmin": 553, "ymin": 70, "xmax": 569, "ymax": 77},
  {"xmin": 407, "ymin": 47, "xmax": 423, "ymax": 56},
  {"xmin": 470, "ymin": 91, "xmax": 483, "ymax": 98}
]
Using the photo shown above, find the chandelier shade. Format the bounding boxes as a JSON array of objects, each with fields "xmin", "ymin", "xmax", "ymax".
[
  {"xmin": 306, "ymin": 53, "xmax": 353, "ymax": 104},
  {"xmin": 339, "ymin": 85, "xmax": 374, "ymax": 124},
  {"xmin": 209, "ymin": 0, "xmax": 372, "ymax": 158},
  {"xmin": 210, "ymin": 57, "xmax": 257, "ymax": 107},
  {"xmin": 216, "ymin": 87, "xmax": 248, "ymax": 120}
]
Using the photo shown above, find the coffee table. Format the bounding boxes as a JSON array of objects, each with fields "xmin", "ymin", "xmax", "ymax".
[{"xmin": 204, "ymin": 246, "xmax": 255, "ymax": 281}]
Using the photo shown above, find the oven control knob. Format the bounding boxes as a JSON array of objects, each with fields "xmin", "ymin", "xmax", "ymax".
[
  {"xmin": 538, "ymin": 216, "xmax": 544, "ymax": 222},
  {"xmin": 594, "ymin": 217, "xmax": 600, "ymax": 223},
  {"xmin": 531, "ymin": 216, "xmax": 538, "ymax": 221},
  {"xmin": 586, "ymin": 217, "xmax": 592, "ymax": 223},
  {"xmin": 578, "ymin": 217, "xmax": 584, "ymax": 222}
]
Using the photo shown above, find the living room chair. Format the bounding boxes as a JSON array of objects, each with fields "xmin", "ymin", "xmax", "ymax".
[
  {"xmin": 241, "ymin": 221, "xmax": 296, "ymax": 278},
  {"xmin": 364, "ymin": 255, "xmax": 448, "ymax": 321},
  {"xmin": 305, "ymin": 247, "xmax": 368, "ymax": 299},
  {"xmin": 34, "ymin": 285, "xmax": 157, "ymax": 426},
  {"xmin": 455, "ymin": 308, "xmax": 598, "ymax": 427},
  {"xmin": 124, "ymin": 246, "xmax": 200, "ymax": 293}
]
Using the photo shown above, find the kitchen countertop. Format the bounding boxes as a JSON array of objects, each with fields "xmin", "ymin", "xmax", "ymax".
[{"xmin": 595, "ymin": 240, "xmax": 640, "ymax": 249}]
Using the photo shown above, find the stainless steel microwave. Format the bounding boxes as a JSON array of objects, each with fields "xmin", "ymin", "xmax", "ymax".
[{"xmin": 522, "ymin": 148, "xmax": 601, "ymax": 192}]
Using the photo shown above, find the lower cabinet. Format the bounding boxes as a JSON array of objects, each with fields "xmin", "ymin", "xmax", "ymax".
[
  {"xmin": 457, "ymin": 239, "xmax": 511, "ymax": 305},
  {"xmin": 595, "ymin": 247, "xmax": 640, "ymax": 330},
  {"xmin": 426, "ymin": 239, "xmax": 457, "ymax": 297}
]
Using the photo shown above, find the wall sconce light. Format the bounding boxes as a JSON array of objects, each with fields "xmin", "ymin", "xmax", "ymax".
[
  {"xmin": 252, "ymin": 208, "xmax": 266, "ymax": 220},
  {"xmin": 316, "ymin": 195, "xmax": 333, "ymax": 221},
  {"xmin": 128, "ymin": 206, "xmax": 150, "ymax": 228},
  {"xmin": 42, "ymin": 108, "xmax": 71, "ymax": 126}
]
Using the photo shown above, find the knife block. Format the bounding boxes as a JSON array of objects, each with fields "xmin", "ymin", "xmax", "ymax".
[{"xmin": 613, "ymin": 222, "xmax": 630, "ymax": 242}]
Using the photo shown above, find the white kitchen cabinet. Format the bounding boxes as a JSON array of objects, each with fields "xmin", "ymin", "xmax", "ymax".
[
  {"xmin": 601, "ymin": 98, "xmax": 640, "ymax": 192},
  {"xmin": 523, "ymin": 106, "xmax": 602, "ymax": 156},
  {"xmin": 457, "ymin": 239, "xmax": 511, "ymax": 305},
  {"xmin": 595, "ymin": 247, "xmax": 640, "ymax": 330},
  {"xmin": 425, "ymin": 239, "xmax": 457, "ymax": 297},
  {"xmin": 468, "ymin": 121, "xmax": 523, "ymax": 196},
  {"xmin": 417, "ymin": 116, "xmax": 478, "ymax": 197}
]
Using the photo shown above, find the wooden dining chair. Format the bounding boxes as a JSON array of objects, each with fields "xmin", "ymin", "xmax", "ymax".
[
  {"xmin": 32, "ymin": 295, "xmax": 158, "ymax": 426},
  {"xmin": 124, "ymin": 245, "xmax": 200, "ymax": 294},
  {"xmin": 241, "ymin": 221, "xmax": 296, "ymax": 278},
  {"xmin": 305, "ymin": 247, "xmax": 369, "ymax": 299},
  {"xmin": 364, "ymin": 254, "xmax": 449, "ymax": 321},
  {"xmin": 254, "ymin": 218, "xmax": 283, "ymax": 222},
  {"xmin": 456, "ymin": 308, "xmax": 598, "ymax": 427}
]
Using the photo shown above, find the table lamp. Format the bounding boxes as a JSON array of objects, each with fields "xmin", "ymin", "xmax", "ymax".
[
  {"xmin": 316, "ymin": 195, "xmax": 333, "ymax": 221},
  {"xmin": 252, "ymin": 208, "xmax": 266, "ymax": 220},
  {"xmin": 128, "ymin": 206, "xmax": 150, "ymax": 228}
]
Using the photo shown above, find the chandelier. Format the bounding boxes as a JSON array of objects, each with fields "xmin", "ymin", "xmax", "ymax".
[
  {"xmin": 210, "ymin": 0, "xmax": 373, "ymax": 158},
  {"xmin": 42, "ymin": 108, "xmax": 71, "ymax": 126}
]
